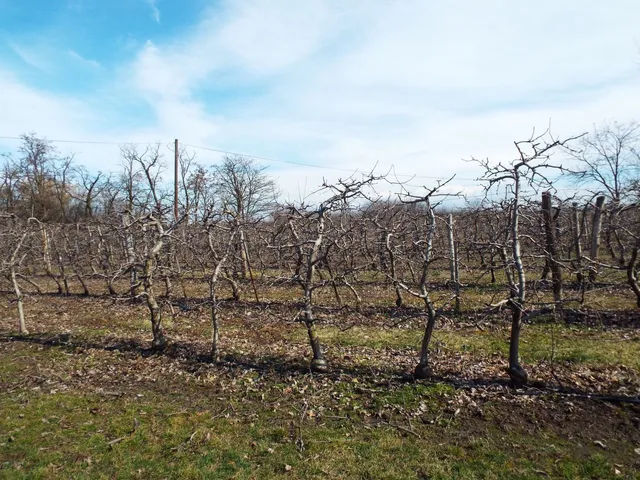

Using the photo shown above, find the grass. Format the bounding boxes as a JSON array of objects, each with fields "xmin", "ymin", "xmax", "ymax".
[
  {"xmin": 289, "ymin": 324, "xmax": 640, "ymax": 369},
  {"xmin": 1, "ymin": 277, "xmax": 639, "ymax": 479},
  {"xmin": 437, "ymin": 325, "xmax": 640, "ymax": 369},
  {"xmin": 0, "ymin": 390, "xmax": 634, "ymax": 480}
]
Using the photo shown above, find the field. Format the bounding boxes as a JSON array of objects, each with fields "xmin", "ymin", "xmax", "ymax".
[{"xmin": 1, "ymin": 277, "xmax": 639, "ymax": 480}]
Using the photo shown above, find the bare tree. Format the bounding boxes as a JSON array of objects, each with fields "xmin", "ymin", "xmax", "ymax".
[
  {"xmin": 569, "ymin": 122, "xmax": 639, "ymax": 205},
  {"xmin": 212, "ymin": 155, "xmax": 277, "ymax": 279},
  {"xmin": 627, "ymin": 236, "xmax": 640, "ymax": 308},
  {"xmin": 0, "ymin": 216, "xmax": 35, "ymax": 334},
  {"xmin": 568, "ymin": 122, "xmax": 640, "ymax": 266},
  {"xmin": 367, "ymin": 200, "xmax": 408, "ymax": 307},
  {"xmin": 473, "ymin": 128, "xmax": 583, "ymax": 385},
  {"xmin": 71, "ymin": 167, "xmax": 110, "ymax": 218},
  {"xmin": 388, "ymin": 178, "xmax": 457, "ymax": 379},
  {"xmin": 0, "ymin": 161, "xmax": 20, "ymax": 213},
  {"xmin": 140, "ymin": 214, "xmax": 170, "ymax": 350},
  {"xmin": 204, "ymin": 218, "xmax": 238, "ymax": 362},
  {"xmin": 3, "ymin": 127, "xmax": 640, "ymax": 391},
  {"xmin": 119, "ymin": 144, "xmax": 170, "ymax": 296},
  {"xmin": 1, "ymin": 134, "xmax": 76, "ymax": 221},
  {"xmin": 276, "ymin": 174, "xmax": 378, "ymax": 373}
]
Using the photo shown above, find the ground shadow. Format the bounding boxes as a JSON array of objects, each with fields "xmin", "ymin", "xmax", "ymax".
[{"xmin": 2, "ymin": 330, "xmax": 639, "ymax": 405}]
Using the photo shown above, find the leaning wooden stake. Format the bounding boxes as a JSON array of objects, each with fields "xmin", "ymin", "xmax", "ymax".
[
  {"xmin": 10, "ymin": 231, "xmax": 29, "ymax": 335},
  {"xmin": 571, "ymin": 202, "xmax": 586, "ymax": 301},
  {"xmin": 541, "ymin": 192, "xmax": 562, "ymax": 310},
  {"xmin": 589, "ymin": 196, "xmax": 606, "ymax": 282},
  {"xmin": 447, "ymin": 214, "xmax": 460, "ymax": 314}
]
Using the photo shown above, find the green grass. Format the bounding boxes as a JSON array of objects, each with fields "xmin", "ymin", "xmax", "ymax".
[
  {"xmin": 0, "ymin": 390, "xmax": 633, "ymax": 480},
  {"xmin": 438, "ymin": 325, "xmax": 640, "ymax": 369},
  {"xmin": 290, "ymin": 324, "xmax": 640, "ymax": 369}
]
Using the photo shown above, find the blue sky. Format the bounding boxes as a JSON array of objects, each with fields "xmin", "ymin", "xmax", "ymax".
[{"xmin": 1, "ymin": 0, "xmax": 639, "ymax": 200}]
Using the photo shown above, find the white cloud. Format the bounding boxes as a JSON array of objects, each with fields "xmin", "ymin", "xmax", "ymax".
[
  {"xmin": 8, "ymin": 42, "xmax": 54, "ymax": 72},
  {"xmin": 3, "ymin": 0, "xmax": 640, "ymax": 201},
  {"xmin": 67, "ymin": 50, "xmax": 101, "ymax": 69},
  {"xmin": 215, "ymin": 0, "xmax": 336, "ymax": 73},
  {"xmin": 321, "ymin": 1, "xmax": 639, "ymax": 93},
  {"xmin": 146, "ymin": 0, "xmax": 161, "ymax": 24},
  {"xmin": 0, "ymin": 69, "xmax": 95, "ymax": 137}
]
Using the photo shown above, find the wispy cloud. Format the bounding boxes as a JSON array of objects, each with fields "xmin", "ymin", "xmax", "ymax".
[
  {"xmin": 0, "ymin": 67, "xmax": 98, "ymax": 140},
  {"xmin": 67, "ymin": 50, "xmax": 101, "ymax": 69},
  {"xmin": 146, "ymin": 0, "xmax": 161, "ymax": 24},
  {"xmin": 8, "ymin": 42, "xmax": 53, "ymax": 73},
  {"xmin": 2, "ymin": 0, "xmax": 640, "ymax": 199}
]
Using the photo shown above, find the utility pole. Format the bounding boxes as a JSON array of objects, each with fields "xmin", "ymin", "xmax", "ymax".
[{"xmin": 174, "ymin": 139, "xmax": 179, "ymax": 220}]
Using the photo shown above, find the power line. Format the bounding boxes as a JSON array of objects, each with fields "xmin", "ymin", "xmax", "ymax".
[
  {"xmin": 185, "ymin": 143, "xmax": 481, "ymax": 181},
  {"xmin": 183, "ymin": 143, "xmax": 363, "ymax": 175},
  {"xmin": 0, "ymin": 134, "xmax": 595, "ymax": 204},
  {"xmin": 0, "ymin": 134, "xmax": 482, "ymax": 182}
]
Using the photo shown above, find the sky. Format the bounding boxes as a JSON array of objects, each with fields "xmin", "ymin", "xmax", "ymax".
[{"xmin": 0, "ymin": 0, "xmax": 639, "ymax": 202}]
